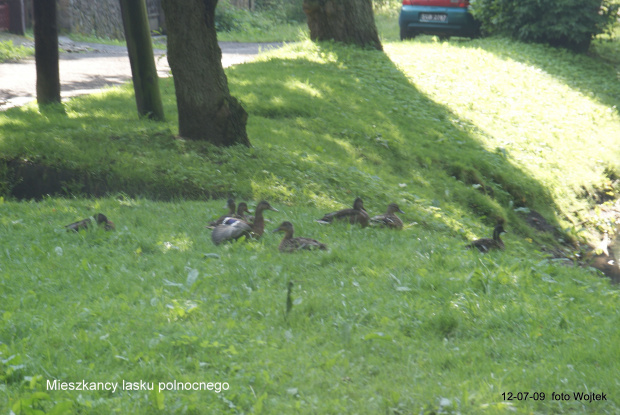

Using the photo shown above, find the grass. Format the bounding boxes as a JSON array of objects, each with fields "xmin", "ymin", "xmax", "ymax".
[
  {"xmin": 1, "ymin": 14, "xmax": 620, "ymax": 415},
  {"xmin": 1, "ymin": 197, "xmax": 619, "ymax": 414},
  {"xmin": 0, "ymin": 40, "xmax": 33, "ymax": 63}
]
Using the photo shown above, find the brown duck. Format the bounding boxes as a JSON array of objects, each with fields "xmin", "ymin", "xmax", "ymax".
[
  {"xmin": 370, "ymin": 203, "xmax": 404, "ymax": 229},
  {"xmin": 466, "ymin": 223, "xmax": 506, "ymax": 252},
  {"xmin": 316, "ymin": 197, "xmax": 369, "ymax": 228},
  {"xmin": 211, "ymin": 201, "xmax": 278, "ymax": 245},
  {"xmin": 273, "ymin": 221, "xmax": 328, "ymax": 252},
  {"xmin": 66, "ymin": 213, "xmax": 115, "ymax": 232}
]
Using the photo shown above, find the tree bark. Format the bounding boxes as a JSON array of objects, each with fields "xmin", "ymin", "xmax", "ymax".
[
  {"xmin": 303, "ymin": 0, "xmax": 382, "ymax": 51},
  {"xmin": 161, "ymin": 0, "xmax": 249, "ymax": 146},
  {"xmin": 33, "ymin": 0, "xmax": 61, "ymax": 106},
  {"xmin": 119, "ymin": 0, "xmax": 165, "ymax": 121}
]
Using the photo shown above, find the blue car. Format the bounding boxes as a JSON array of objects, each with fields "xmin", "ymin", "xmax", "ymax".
[{"xmin": 399, "ymin": 0, "xmax": 480, "ymax": 40}]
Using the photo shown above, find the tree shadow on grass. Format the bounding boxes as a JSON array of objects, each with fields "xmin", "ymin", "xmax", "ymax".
[{"xmin": 226, "ymin": 42, "xmax": 562, "ymax": 236}]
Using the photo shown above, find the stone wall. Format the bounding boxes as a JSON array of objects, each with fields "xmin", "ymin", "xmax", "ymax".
[
  {"xmin": 56, "ymin": 0, "xmax": 165, "ymax": 40},
  {"xmin": 58, "ymin": 0, "xmax": 124, "ymax": 39}
]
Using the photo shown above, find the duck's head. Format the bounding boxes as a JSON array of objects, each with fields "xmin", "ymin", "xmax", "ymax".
[
  {"xmin": 273, "ymin": 221, "xmax": 294, "ymax": 234},
  {"xmin": 353, "ymin": 197, "xmax": 365, "ymax": 210},
  {"xmin": 237, "ymin": 202, "xmax": 251, "ymax": 215},
  {"xmin": 96, "ymin": 213, "xmax": 115, "ymax": 230},
  {"xmin": 256, "ymin": 200, "xmax": 279, "ymax": 213},
  {"xmin": 387, "ymin": 203, "xmax": 404, "ymax": 214}
]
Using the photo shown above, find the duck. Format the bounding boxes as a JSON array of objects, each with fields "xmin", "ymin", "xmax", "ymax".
[
  {"xmin": 316, "ymin": 197, "xmax": 369, "ymax": 228},
  {"xmin": 206, "ymin": 198, "xmax": 237, "ymax": 229},
  {"xmin": 466, "ymin": 222, "xmax": 506, "ymax": 252},
  {"xmin": 211, "ymin": 200, "xmax": 278, "ymax": 245},
  {"xmin": 370, "ymin": 203, "xmax": 405, "ymax": 229},
  {"xmin": 66, "ymin": 213, "xmax": 115, "ymax": 232},
  {"xmin": 273, "ymin": 221, "xmax": 328, "ymax": 252}
]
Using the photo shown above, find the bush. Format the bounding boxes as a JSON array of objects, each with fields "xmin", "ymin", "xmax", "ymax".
[
  {"xmin": 470, "ymin": 0, "xmax": 620, "ymax": 52},
  {"xmin": 254, "ymin": 0, "xmax": 306, "ymax": 23}
]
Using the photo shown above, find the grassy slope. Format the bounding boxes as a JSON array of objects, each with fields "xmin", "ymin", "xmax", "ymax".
[{"xmin": 1, "ymin": 31, "xmax": 620, "ymax": 415}]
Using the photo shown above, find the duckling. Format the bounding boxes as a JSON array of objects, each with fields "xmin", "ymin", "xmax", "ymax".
[
  {"xmin": 466, "ymin": 223, "xmax": 506, "ymax": 253},
  {"xmin": 206, "ymin": 198, "xmax": 236, "ymax": 229},
  {"xmin": 273, "ymin": 221, "xmax": 328, "ymax": 252},
  {"xmin": 370, "ymin": 203, "xmax": 404, "ymax": 229},
  {"xmin": 316, "ymin": 197, "xmax": 369, "ymax": 228},
  {"xmin": 66, "ymin": 213, "xmax": 115, "ymax": 232},
  {"xmin": 211, "ymin": 201, "xmax": 278, "ymax": 245}
]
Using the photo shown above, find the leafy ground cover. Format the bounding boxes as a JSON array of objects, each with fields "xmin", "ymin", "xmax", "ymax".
[
  {"xmin": 0, "ymin": 40, "xmax": 33, "ymax": 63},
  {"xmin": 1, "ymin": 22, "xmax": 620, "ymax": 415}
]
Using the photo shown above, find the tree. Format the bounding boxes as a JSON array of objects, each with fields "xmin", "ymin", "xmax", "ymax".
[
  {"xmin": 119, "ymin": 0, "xmax": 165, "ymax": 121},
  {"xmin": 161, "ymin": 0, "xmax": 249, "ymax": 146},
  {"xmin": 33, "ymin": 0, "xmax": 60, "ymax": 106},
  {"xmin": 303, "ymin": 0, "xmax": 382, "ymax": 51}
]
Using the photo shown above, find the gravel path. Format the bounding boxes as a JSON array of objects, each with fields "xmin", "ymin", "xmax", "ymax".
[{"xmin": 0, "ymin": 35, "xmax": 282, "ymax": 110}]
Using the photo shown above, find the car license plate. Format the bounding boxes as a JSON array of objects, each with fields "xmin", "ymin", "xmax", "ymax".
[{"xmin": 419, "ymin": 13, "xmax": 447, "ymax": 23}]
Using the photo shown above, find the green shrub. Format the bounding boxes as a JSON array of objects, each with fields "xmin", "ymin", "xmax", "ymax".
[
  {"xmin": 470, "ymin": 0, "xmax": 620, "ymax": 52},
  {"xmin": 254, "ymin": 0, "xmax": 306, "ymax": 23}
]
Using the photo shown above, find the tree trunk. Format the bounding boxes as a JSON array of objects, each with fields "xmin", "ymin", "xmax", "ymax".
[
  {"xmin": 119, "ymin": 0, "xmax": 165, "ymax": 121},
  {"xmin": 161, "ymin": 0, "xmax": 249, "ymax": 146},
  {"xmin": 33, "ymin": 0, "xmax": 61, "ymax": 106},
  {"xmin": 303, "ymin": 0, "xmax": 382, "ymax": 51},
  {"xmin": 8, "ymin": 0, "xmax": 26, "ymax": 35}
]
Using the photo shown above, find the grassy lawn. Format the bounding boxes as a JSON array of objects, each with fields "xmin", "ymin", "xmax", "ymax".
[{"xmin": 2, "ymin": 13, "xmax": 620, "ymax": 415}]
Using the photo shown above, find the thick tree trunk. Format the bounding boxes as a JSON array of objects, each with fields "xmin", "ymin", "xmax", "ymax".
[
  {"xmin": 303, "ymin": 0, "xmax": 382, "ymax": 51},
  {"xmin": 161, "ymin": 0, "xmax": 249, "ymax": 146},
  {"xmin": 120, "ymin": 0, "xmax": 165, "ymax": 121},
  {"xmin": 33, "ymin": 0, "xmax": 61, "ymax": 106}
]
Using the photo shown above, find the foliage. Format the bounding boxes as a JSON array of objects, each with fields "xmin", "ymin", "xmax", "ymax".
[
  {"xmin": 469, "ymin": 0, "xmax": 620, "ymax": 52},
  {"xmin": 254, "ymin": 0, "xmax": 307, "ymax": 22},
  {"xmin": 215, "ymin": 0, "xmax": 307, "ymax": 41},
  {"xmin": 0, "ymin": 40, "xmax": 33, "ymax": 62}
]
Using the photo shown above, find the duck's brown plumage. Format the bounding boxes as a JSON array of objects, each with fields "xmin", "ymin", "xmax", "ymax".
[
  {"xmin": 466, "ymin": 223, "xmax": 506, "ymax": 253},
  {"xmin": 66, "ymin": 213, "xmax": 115, "ymax": 232},
  {"xmin": 207, "ymin": 198, "xmax": 236, "ymax": 229},
  {"xmin": 370, "ymin": 203, "xmax": 404, "ymax": 229},
  {"xmin": 211, "ymin": 201, "xmax": 278, "ymax": 245},
  {"xmin": 316, "ymin": 197, "xmax": 369, "ymax": 228},
  {"xmin": 273, "ymin": 221, "xmax": 327, "ymax": 252}
]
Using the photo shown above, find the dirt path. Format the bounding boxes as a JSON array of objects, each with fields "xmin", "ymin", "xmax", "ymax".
[{"xmin": 0, "ymin": 35, "xmax": 281, "ymax": 110}]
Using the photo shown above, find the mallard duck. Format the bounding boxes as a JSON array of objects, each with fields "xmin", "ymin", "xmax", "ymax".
[
  {"xmin": 466, "ymin": 223, "xmax": 506, "ymax": 252},
  {"xmin": 66, "ymin": 213, "xmax": 115, "ymax": 232},
  {"xmin": 273, "ymin": 221, "xmax": 328, "ymax": 252},
  {"xmin": 316, "ymin": 197, "xmax": 369, "ymax": 228},
  {"xmin": 207, "ymin": 198, "xmax": 236, "ymax": 229},
  {"xmin": 211, "ymin": 200, "xmax": 278, "ymax": 245},
  {"xmin": 370, "ymin": 203, "xmax": 404, "ymax": 229}
]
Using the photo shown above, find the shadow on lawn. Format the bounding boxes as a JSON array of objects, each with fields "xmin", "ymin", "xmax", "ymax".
[{"xmin": 227, "ymin": 42, "xmax": 562, "ymax": 233}]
